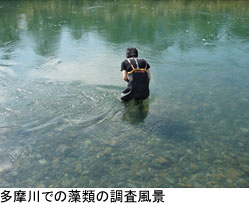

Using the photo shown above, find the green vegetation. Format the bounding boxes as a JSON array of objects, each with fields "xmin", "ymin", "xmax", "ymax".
[{"xmin": 0, "ymin": 0, "xmax": 249, "ymax": 56}]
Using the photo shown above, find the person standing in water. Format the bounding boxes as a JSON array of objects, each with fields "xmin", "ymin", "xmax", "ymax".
[{"xmin": 120, "ymin": 47, "xmax": 151, "ymax": 101}]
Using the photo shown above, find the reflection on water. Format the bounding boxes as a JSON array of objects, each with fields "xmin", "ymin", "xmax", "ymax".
[
  {"xmin": 122, "ymin": 100, "xmax": 150, "ymax": 124},
  {"xmin": 0, "ymin": 0, "xmax": 249, "ymax": 187}
]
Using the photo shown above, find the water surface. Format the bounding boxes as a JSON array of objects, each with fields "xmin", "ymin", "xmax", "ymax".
[{"xmin": 0, "ymin": 0, "xmax": 249, "ymax": 187}]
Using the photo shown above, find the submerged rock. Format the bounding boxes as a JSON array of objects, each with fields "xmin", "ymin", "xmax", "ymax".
[
  {"xmin": 0, "ymin": 148, "xmax": 23, "ymax": 174},
  {"xmin": 190, "ymin": 163, "xmax": 200, "ymax": 171},
  {"xmin": 240, "ymin": 128, "xmax": 249, "ymax": 133},
  {"xmin": 54, "ymin": 126, "xmax": 64, "ymax": 132},
  {"xmin": 127, "ymin": 183, "xmax": 138, "ymax": 188},
  {"xmin": 37, "ymin": 183, "xmax": 46, "ymax": 188},
  {"xmin": 39, "ymin": 159, "xmax": 48, "ymax": 165},
  {"xmin": 241, "ymin": 164, "xmax": 249, "ymax": 173},
  {"xmin": 0, "ymin": 128, "xmax": 8, "ymax": 135},
  {"xmin": 139, "ymin": 169, "xmax": 146, "ymax": 174},
  {"xmin": 0, "ymin": 96, "xmax": 6, "ymax": 103},
  {"xmin": 84, "ymin": 140, "xmax": 92, "ymax": 147},
  {"xmin": 57, "ymin": 144, "xmax": 70, "ymax": 154},
  {"xmin": 75, "ymin": 163, "xmax": 82, "ymax": 173},
  {"xmin": 224, "ymin": 168, "xmax": 243, "ymax": 180},
  {"xmin": 193, "ymin": 182, "xmax": 203, "ymax": 188},
  {"xmin": 103, "ymin": 147, "xmax": 112, "ymax": 154},
  {"xmin": 155, "ymin": 156, "xmax": 168, "ymax": 164},
  {"xmin": 188, "ymin": 120, "xmax": 197, "ymax": 124},
  {"xmin": 165, "ymin": 177, "xmax": 175, "ymax": 184},
  {"xmin": 61, "ymin": 178, "xmax": 73, "ymax": 187},
  {"xmin": 0, "ymin": 159, "xmax": 12, "ymax": 173}
]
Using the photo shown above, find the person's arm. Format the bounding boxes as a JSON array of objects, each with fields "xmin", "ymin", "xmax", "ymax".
[
  {"xmin": 122, "ymin": 70, "xmax": 129, "ymax": 82},
  {"xmin": 147, "ymin": 69, "xmax": 151, "ymax": 80},
  {"xmin": 144, "ymin": 60, "xmax": 151, "ymax": 81}
]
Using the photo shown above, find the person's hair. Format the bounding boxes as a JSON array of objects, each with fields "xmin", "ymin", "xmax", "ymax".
[{"xmin": 126, "ymin": 47, "xmax": 138, "ymax": 58}]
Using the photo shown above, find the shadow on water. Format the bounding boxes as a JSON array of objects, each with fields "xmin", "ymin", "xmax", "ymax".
[
  {"xmin": 146, "ymin": 109, "xmax": 193, "ymax": 142},
  {"xmin": 121, "ymin": 99, "xmax": 150, "ymax": 125},
  {"xmin": 156, "ymin": 119, "xmax": 192, "ymax": 141},
  {"xmin": 120, "ymin": 96, "xmax": 193, "ymax": 142}
]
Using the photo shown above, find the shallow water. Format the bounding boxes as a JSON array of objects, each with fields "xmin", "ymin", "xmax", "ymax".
[{"xmin": 0, "ymin": 0, "xmax": 249, "ymax": 187}]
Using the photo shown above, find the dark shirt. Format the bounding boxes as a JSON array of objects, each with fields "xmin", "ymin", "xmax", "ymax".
[{"xmin": 121, "ymin": 58, "xmax": 150, "ymax": 72}]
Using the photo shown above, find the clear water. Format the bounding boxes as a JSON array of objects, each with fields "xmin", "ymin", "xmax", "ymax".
[{"xmin": 0, "ymin": 0, "xmax": 249, "ymax": 187}]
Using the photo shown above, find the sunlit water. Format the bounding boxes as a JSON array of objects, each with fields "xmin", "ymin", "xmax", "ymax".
[{"xmin": 0, "ymin": 0, "xmax": 249, "ymax": 187}]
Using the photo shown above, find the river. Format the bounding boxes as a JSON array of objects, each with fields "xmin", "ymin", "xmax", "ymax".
[{"xmin": 0, "ymin": 0, "xmax": 249, "ymax": 187}]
